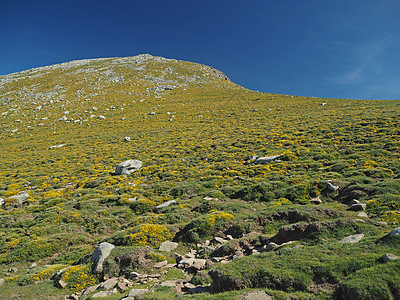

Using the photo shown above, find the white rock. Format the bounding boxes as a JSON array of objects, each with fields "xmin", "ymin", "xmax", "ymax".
[
  {"xmin": 115, "ymin": 160, "xmax": 142, "ymax": 175},
  {"xmin": 92, "ymin": 242, "xmax": 115, "ymax": 273},
  {"xmin": 339, "ymin": 234, "xmax": 364, "ymax": 244}
]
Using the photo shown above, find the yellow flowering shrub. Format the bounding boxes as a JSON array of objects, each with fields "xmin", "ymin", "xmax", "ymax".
[
  {"xmin": 128, "ymin": 224, "xmax": 172, "ymax": 247},
  {"xmin": 60, "ymin": 265, "xmax": 97, "ymax": 293}
]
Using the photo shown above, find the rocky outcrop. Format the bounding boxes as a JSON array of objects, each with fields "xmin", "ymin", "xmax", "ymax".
[
  {"xmin": 92, "ymin": 242, "xmax": 115, "ymax": 273},
  {"xmin": 114, "ymin": 159, "xmax": 142, "ymax": 175}
]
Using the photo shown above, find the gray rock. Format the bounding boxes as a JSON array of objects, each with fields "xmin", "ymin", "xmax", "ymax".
[
  {"xmin": 58, "ymin": 116, "xmax": 68, "ymax": 121},
  {"xmin": 156, "ymin": 200, "xmax": 176, "ymax": 209},
  {"xmin": 254, "ymin": 154, "xmax": 284, "ymax": 164},
  {"xmin": 339, "ymin": 233, "xmax": 364, "ymax": 244},
  {"xmin": 357, "ymin": 212, "xmax": 368, "ymax": 218},
  {"xmin": 349, "ymin": 203, "xmax": 366, "ymax": 211},
  {"xmin": 7, "ymin": 191, "xmax": 29, "ymax": 205},
  {"xmin": 327, "ymin": 181, "xmax": 339, "ymax": 191},
  {"xmin": 82, "ymin": 284, "xmax": 101, "ymax": 295},
  {"xmin": 92, "ymin": 289, "xmax": 117, "ymax": 298},
  {"xmin": 178, "ymin": 258, "xmax": 195, "ymax": 268},
  {"xmin": 242, "ymin": 290, "xmax": 273, "ymax": 300},
  {"xmin": 127, "ymin": 288, "xmax": 149, "ymax": 297},
  {"xmin": 184, "ymin": 282, "xmax": 196, "ymax": 289},
  {"xmin": 389, "ymin": 227, "xmax": 400, "ymax": 236},
  {"xmin": 49, "ymin": 144, "xmax": 65, "ymax": 150},
  {"xmin": 124, "ymin": 137, "xmax": 131, "ymax": 142},
  {"xmin": 191, "ymin": 258, "xmax": 207, "ymax": 270},
  {"xmin": 0, "ymin": 197, "xmax": 4, "ymax": 206},
  {"xmin": 130, "ymin": 271, "xmax": 140, "ymax": 278},
  {"xmin": 382, "ymin": 253, "xmax": 399, "ymax": 263},
  {"xmin": 98, "ymin": 277, "xmax": 118, "ymax": 290},
  {"xmin": 92, "ymin": 242, "xmax": 115, "ymax": 273},
  {"xmin": 98, "ymin": 115, "xmax": 106, "ymax": 119},
  {"xmin": 0, "ymin": 278, "xmax": 4, "ymax": 286},
  {"xmin": 159, "ymin": 241, "xmax": 178, "ymax": 252},
  {"xmin": 213, "ymin": 237, "xmax": 228, "ymax": 244},
  {"xmin": 58, "ymin": 279, "xmax": 68, "ymax": 288},
  {"xmin": 115, "ymin": 159, "xmax": 142, "ymax": 175}
]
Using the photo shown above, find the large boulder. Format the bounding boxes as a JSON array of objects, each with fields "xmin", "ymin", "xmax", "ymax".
[
  {"xmin": 114, "ymin": 160, "xmax": 142, "ymax": 175},
  {"xmin": 7, "ymin": 191, "xmax": 29, "ymax": 206},
  {"xmin": 92, "ymin": 242, "xmax": 115, "ymax": 273}
]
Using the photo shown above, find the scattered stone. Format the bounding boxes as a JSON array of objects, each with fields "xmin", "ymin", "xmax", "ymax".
[
  {"xmin": 49, "ymin": 144, "xmax": 65, "ymax": 149},
  {"xmin": 0, "ymin": 278, "xmax": 4, "ymax": 286},
  {"xmin": 310, "ymin": 196, "xmax": 322, "ymax": 204},
  {"xmin": 327, "ymin": 180, "xmax": 339, "ymax": 191},
  {"xmin": 213, "ymin": 237, "xmax": 228, "ymax": 244},
  {"xmin": 389, "ymin": 227, "xmax": 400, "ymax": 236},
  {"xmin": 123, "ymin": 137, "xmax": 131, "ymax": 142},
  {"xmin": 58, "ymin": 116, "xmax": 68, "ymax": 121},
  {"xmin": 191, "ymin": 259, "xmax": 207, "ymax": 270},
  {"xmin": 357, "ymin": 212, "xmax": 368, "ymax": 218},
  {"xmin": 130, "ymin": 271, "xmax": 140, "ymax": 278},
  {"xmin": 92, "ymin": 289, "xmax": 117, "ymax": 298},
  {"xmin": 0, "ymin": 197, "xmax": 4, "ymax": 206},
  {"xmin": 58, "ymin": 279, "xmax": 68, "ymax": 288},
  {"xmin": 159, "ymin": 241, "xmax": 179, "ymax": 252},
  {"xmin": 82, "ymin": 284, "xmax": 101, "ymax": 295},
  {"xmin": 226, "ymin": 235, "xmax": 233, "ymax": 240},
  {"xmin": 99, "ymin": 277, "xmax": 118, "ymax": 290},
  {"xmin": 349, "ymin": 199, "xmax": 360, "ymax": 205},
  {"xmin": 265, "ymin": 242, "xmax": 278, "ymax": 251},
  {"xmin": 382, "ymin": 253, "xmax": 399, "ymax": 263},
  {"xmin": 155, "ymin": 200, "xmax": 176, "ymax": 209},
  {"xmin": 92, "ymin": 242, "xmax": 115, "ymax": 273},
  {"xmin": 253, "ymin": 154, "xmax": 284, "ymax": 164},
  {"xmin": 349, "ymin": 203, "xmax": 366, "ymax": 211},
  {"xmin": 98, "ymin": 115, "xmax": 106, "ymax": 119},
  {"xmin": 233, "ymin": 251, "xmax": 245, "ymax": 259},
  {"xmin": 178, "ymin": 258, "xmax": 195, "ymax": 269},
  {"xmin": 153, "ymin": 260, "xmax": 168, "ymax": 268},
  {"xmin": 184, "ymin": 282, "xmax": 196, "ymax": 289},
  {"xmin": 160, "ymin": 280, "xmax": 181, "ymax": 287},
  {"xmin": 127, "ymin": 288, "xmax": 149, "ymax": 297},
  {"xmin": 339, "ymin": 234, "xmax": 364, "ymax": 244},
  {"xmin": 8, "ymin": 267, "xmax": 17, "ymax": 273},
  {"xmin": 30, "ymin": 262, "xmax": 37, "ymax": 268},
  {"xmin": 7, "ymin": 192, "xmax": 29, "ymax": 206},
  {"xmin": 241, "ymin": 290, "xmax": 273, "ymax": 300},
  {"xmin": 114, "ymin": 159, "xmax": 142, "ymax": 175},
  {"xmin": 149, "ymin": 111, "xmax": 155, "ymax": 115}
]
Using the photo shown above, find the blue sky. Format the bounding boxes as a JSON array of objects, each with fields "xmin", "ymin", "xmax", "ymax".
[{"xmin": 1, "ymin": 0, "xmax": 399, "ymax": 100}]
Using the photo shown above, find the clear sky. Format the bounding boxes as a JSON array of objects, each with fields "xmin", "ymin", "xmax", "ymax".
[{"xmin": 1, "ymin": 0, "xmax": 399, "ymax": 100}]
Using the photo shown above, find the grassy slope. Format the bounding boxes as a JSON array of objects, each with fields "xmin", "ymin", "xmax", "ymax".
[{"xmin": 0, "ymin": 54, "xmax": 399, "ymax": 299}]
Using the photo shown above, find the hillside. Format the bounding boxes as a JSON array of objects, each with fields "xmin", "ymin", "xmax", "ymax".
[{"xmin": 0, "ymin": 54, "xmax": 399, "ymax": 299}]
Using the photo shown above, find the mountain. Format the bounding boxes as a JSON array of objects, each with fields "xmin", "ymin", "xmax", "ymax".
[{"xmin": 0, "ymin": 54, "xmax": 399, "ymax": 299}]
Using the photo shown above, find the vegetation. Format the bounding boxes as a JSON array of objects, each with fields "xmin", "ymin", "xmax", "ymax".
[{"xmin": 0, "ymin": 54, "xmax": 399, "ymax": 299}]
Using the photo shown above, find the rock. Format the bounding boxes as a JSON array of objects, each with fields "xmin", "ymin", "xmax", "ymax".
[
  {"xmin": 130, "ymin": 271, "xmax": 140, "ymax": 278},
  {"xmin": 382, "ymin": 253, "xmax": 399, "ymax": 263},
  {"xmin": 265, "ymin": 242, "xmax": 278, "ymax": 251},
  {"xmin": 127, "ymin": 288, "xmax": 149, "ymax": 297},
  {"xmin": 99, "ymin": 277, "xmax": 118, "ymax": 290},
  {"xmin": 357, "ymin": 212, "xmax": 368, "ymax": 218},
  {"xmin": 49, "ymin": 144, "xmax": 65, "ymax": 149},
  {"xmin": 58, "ymin": 279, "xmax": 68, "ymax": 288},
  {"xmin": 7, "ymin": 192, "xmax": 29, "ymax": 205},
  {"xmin": 8, "ymin": 267, "xmax": 17, "ymax": 273},
  {"xmin": 92, "ymin": 242, "xmax": 115, "ymax": 273},
  {"xmin": 124, "ymin": 137, "xmax": 131, "ymax": 142},
  {"xmin": 213, "ymin": 237, "xmax": 228, "ymax": 244},
  {"xmin": 153, "ymin": 260, "xmax": 168, "ymax": 268},
  {"xmin": 117, "ymin": 281, "xmax": 132, "ymax": 291},
  {"xmin": 58, "ymin": 116, "xmax": 68, "ymax": 121},
  {"xmin": 253, "ymin": 154, "xmax": 284, "ymax": 164},
  {"xmin": 389, "ymin": 227, "xmax": 400, "ymax": 236},
  {"xmin": 184, "ymin": 282, "xmax": 196, "ymax": 289},
  {"xmin": 241, "ymin": 290, "xmax": 273, "ymax": 300},
  {"xmin": 114, "ymin": 159, "xmax": 142, "ymax": 175},
  {"xmin": 327, "ymin": 181, "xmax": 339, "ymax": 191},
  {"xmin": 98, "ymin": 115, "xmax": 106, "ymax": 119},
  {"xmin": 310, "ymin": 196, "xmax": 322, "ymax": 204},
  {"xmin": 191, "ymin": 259, "xmax": 207, "ymax": 270},
  {"xmin": 159, "ymin": 241, "xmax": 178, "ymax": 252},
  {"xmin": 233, "ymin": 251, "xmax": 245, "ymax": 259},
  {"xmin": 0, "ymin": 197, "xmax": 3, "ymax": 206},
  {"xmin": 349, "ymin": 199, "xmax": 360, "ymax": 205},
  {"xmin": 178, "ymin": 258, "xmax": 195, "ymax": 269},
  {"xmin": 155, "ymin": 200, "xmax": 176, "ymax": 209},
  {"xmin": 82, "ymin": 284, "xmax": 101, "ymax": 295},
  {"xmin": 160, "ymin": 280, "xmax": 181, "ymax": 287},
  {"xmin": 349, "ymin": 203, "xmax": 366, "ymax": 211},
  {"xmin": 339, "ymin": 234, "xmax": 364, "ymax": 244},
  {"xmin": 92, "ymin": 289, "xmax": 117, "ymax": 298},
  {"xmin": 0, "ymin": 278, "xmax": 4, "ymax": 286}
]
